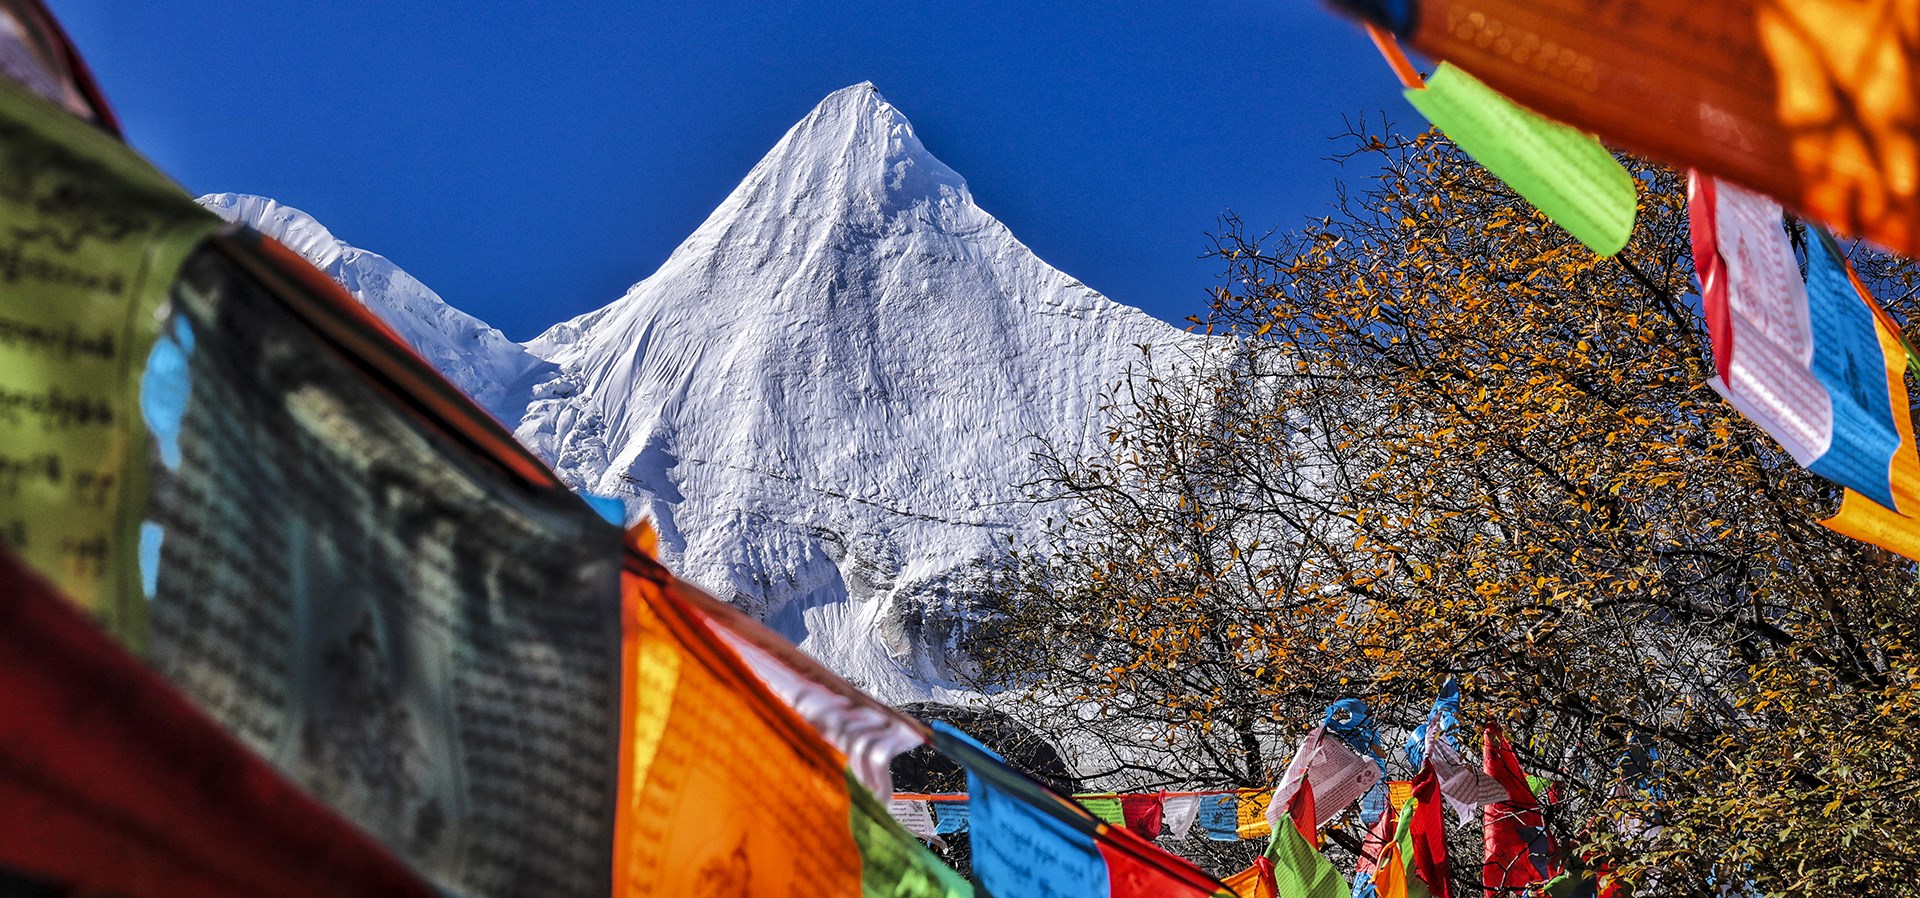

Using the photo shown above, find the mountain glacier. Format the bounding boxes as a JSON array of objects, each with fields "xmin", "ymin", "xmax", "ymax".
[{"xmin": 201, "ymin": 83, "xmax": 1198, "ymax": 702}]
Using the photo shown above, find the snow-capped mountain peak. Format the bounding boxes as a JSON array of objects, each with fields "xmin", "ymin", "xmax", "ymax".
[{"xmin": 208, "ymin": 85, "xmax": 1199, "ymax": 703}]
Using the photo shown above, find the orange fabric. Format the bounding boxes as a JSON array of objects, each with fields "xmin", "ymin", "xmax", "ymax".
[
  {"xmin": 613, "ymin": 545, "xmax": 864, "ymax": 898},
  {"xmin": 1393, "ymin": 0, "xmax": 1920, "ymax": 260},
  {"xmin": 1222, "ymin": 858, "xmax": 1278, "ymax": 898}
]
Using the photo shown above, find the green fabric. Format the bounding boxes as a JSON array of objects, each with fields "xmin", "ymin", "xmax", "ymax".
[
  {"xmin": 845, "ymin": 772, "xmax": 974, "ymax": 898},
  {"xmin": 1264, "ymin": 814, "xmax": 1349, "ymax": 898},
  {"xmin": 1405, "ymin": 63, "xmax": 1637, "ymax": 257},
  {"xmin": 1076, "ymin": 796, "xmax": 1126, "ymax": 826},
  {"xmin": 1392, "ymin": 798, "xmax": 1435, "ymax": 898},
  {"xmin": 0, "ymin": 77, "xmax": 219, "ymax": 649}
]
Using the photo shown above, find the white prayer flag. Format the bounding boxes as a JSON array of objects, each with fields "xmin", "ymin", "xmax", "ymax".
[
  {"xmin": 1267, "ymin": 724, "xmax": 1382, "ymax": 828},
  {"xmin": 1160, "ymin": 794, "xmax": 1203, "ymax": 841},
  {"xmin": 1424, "ymin": 718, "xmax": 1508, "ymax": 823},
  {"xmin": 887, "ymin": 799, "xmax": 940, "ymax": 841}
]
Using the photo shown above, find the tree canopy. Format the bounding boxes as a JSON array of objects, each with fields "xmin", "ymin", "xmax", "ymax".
[{"xmin": 971, "ymin": 124, "xmax": 1920, "ymax": 895}]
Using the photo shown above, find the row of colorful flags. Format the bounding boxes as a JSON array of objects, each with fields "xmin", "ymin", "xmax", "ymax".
[{"xmin": 1331, "ymin": 0, "xmax": 1920, "ymax": 562}]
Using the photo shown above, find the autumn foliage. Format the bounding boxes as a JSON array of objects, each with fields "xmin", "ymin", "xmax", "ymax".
[{"xmin": 972, "ymin": 126, "xmax": 1920, "ymax": 894}]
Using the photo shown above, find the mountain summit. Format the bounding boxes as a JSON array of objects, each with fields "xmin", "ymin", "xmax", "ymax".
[{"xmin": 208, "ymin": 84, "xmax": 1198, "ymax": 702}]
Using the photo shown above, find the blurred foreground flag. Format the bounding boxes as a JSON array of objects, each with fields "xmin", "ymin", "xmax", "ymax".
[
  {"xmin": 1327, "ymin": 0, "xmax": 1920, "ymax": 260},
  {"xmin": 1690, "ymin": 173, "xmax": 1920, "ymax": 558},
  {"xmin": 1403, "ymin": 63, "xmax": 1637, "ymax": 256},
  {"xmin": 616, "ymin": 553, "xmax": 971, "ymax": 898}
]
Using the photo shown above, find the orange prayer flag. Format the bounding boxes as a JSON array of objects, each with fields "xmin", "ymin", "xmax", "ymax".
[{"xmin": 614, "ymin": 548, "xmax": 865, "ymax": 898}]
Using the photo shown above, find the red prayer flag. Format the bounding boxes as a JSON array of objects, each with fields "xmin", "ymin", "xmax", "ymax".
[
  {"xmin": 1410, "ymin": 764, "xmax": 1451, "ymax": 898},
  {"xmin": 1287, "ymin": 772, "xmax": 1318, "ymax": 848},
  {"xmin": 1122, "ymin": 794, "xmax": 1165, "ymax": 840},
  {"xmin": 1482, "ymin": 724, "xmax": 1552, "ymax": 896}
]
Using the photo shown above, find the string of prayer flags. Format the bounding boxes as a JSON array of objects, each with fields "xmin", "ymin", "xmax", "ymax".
[
  {"xmin": 1267, "ymin": 724, "xmax": 1385, "ymax": 831},
  {"xmin": 1121, "ymin": 794, "xmax": 1165, "ymax": 840},
  {"xmin": 928, "ymin": 723, "xmax": 1227, "ymax": 898},
  {"xmin": 1326, "ymin": 0, "xmax": 1920, "ymax": 262},
  {"xmin": 1266, "ymin": 813, "xmax": 1350, "ymax": 898},
  {"xmin": 1401, "ymin": 62, "xmax": 1637, "ymax": 256},
  {"xmin": 1483, "ymin": 724, "xmax": 1555, "ymax": 895},
  {"xmin": 1408, "ymin": 766, "xmax": 1452, "ymax": 898},
  {"xmin": 1689, "ymin": 172, "xmax": 1920, "ymax": 560}
]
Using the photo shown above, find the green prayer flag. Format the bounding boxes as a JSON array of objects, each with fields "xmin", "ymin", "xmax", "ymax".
[
  {"xmin": 1404, "ymin": 63, "xmax": 1637, "ymax": 257},
  {"xmin": 0, "ymin": 77, "xmax": 219, "ymax": 648},
  {"xmin": 1076, "ymin": 796, "xmax": 1126, "ymax": 827},
  {"xmin": 1263, "ymin": 814, "xmax": 1348, "ymax": 898}
]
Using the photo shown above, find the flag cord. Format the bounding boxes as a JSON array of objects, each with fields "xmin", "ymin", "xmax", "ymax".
[{"xmin": 1367, "ymin": 24, "xmax": 1425, "ymax": 91}]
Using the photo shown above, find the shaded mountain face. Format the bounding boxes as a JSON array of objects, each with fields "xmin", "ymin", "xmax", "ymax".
[{"xmin": 202, "ymin": 83, "xmax": 1196, "ymax": 702}]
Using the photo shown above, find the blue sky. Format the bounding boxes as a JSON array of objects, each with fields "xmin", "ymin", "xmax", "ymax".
[{"xmin": 46, "ymin": 1, "xmax": 1409, "ymax": 339}]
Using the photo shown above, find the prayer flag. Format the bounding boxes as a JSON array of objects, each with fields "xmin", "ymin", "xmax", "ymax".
[
  {"xmin": 932, "ymin": 801, "xmax": 970, "ymax": 835},
  {"xmin": 1266, "ymin": 813, "xmax": 1349, "ymax": 898},
  {"xmin": 1222, "ymin": 858, "xmax": 1278, "ymax": 898},
  {"xmin": 1409, "ymin": 765, "xmax": 1452, "ymax": 898},
  {"xmin": 1373, "ymin": 799, "xmax": 1433, "ymax": 898},
  {"xmin": 1286, "ymin": 773, "xmax": 1318, "ymax": 848},
  {"xmin": 1236, "ymin": 790, "xmax": 1275, "ymax": 839},
  {"xmin": 1328, "ymin": 0, "xmax": 1920, "ymax": 261},
  {"xmin": 1692, "ymin": 173, "xmax": 1920, "ymax": 558},
  {"xmin": 1425, "ymin": 719, "xmax": 1509, "ymax": 823},
  {"xmin": 1483, "ymin": 724, "xmax": 1553, "ymax": 896},
  {"xmin": 616, "ymin": 553, "xmax": 970, "ymax": 898},
  {"xmin": 1405, "ymin": 679, "xmax": 1462, "ymax": 771},
  {"xmin": 1079, "ymin": 796, "xmax": 1127, "ymax": 827},
  {"xmin": 1267, "ymin": 725, "xmax": 1384, "ymax": 830},
  {"xmin": 1403, "ymin": 63, "xmax": 1637, "ymax": 256},
  {"xmin": 1121, "ymin": 794, "xmax": 1165, "ymax": 840},
  {"xmin": 1199, "ymin": 793, "xmax": 1242, "ymax": 841},
  {"xmin": 1161, "ymin": 795, "xmax": 1202, "ymax": 841},
  {"xmin": 889, "ymin": 800, "xmax": 939, "ymax": 842},
  {"xmin": 0, "ymin": 75, "xmax": 219, "ymax": 645}
]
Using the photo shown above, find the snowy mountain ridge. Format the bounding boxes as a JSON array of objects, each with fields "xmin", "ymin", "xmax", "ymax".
[{"xmin": 200, "ymin": 83, "xmax": 1201, "ymax": 702}]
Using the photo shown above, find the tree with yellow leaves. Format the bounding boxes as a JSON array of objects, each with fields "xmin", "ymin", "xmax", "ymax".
[{"xmin": 973, "ymin": 124, "xmax": 1920, "ymax": 894}]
